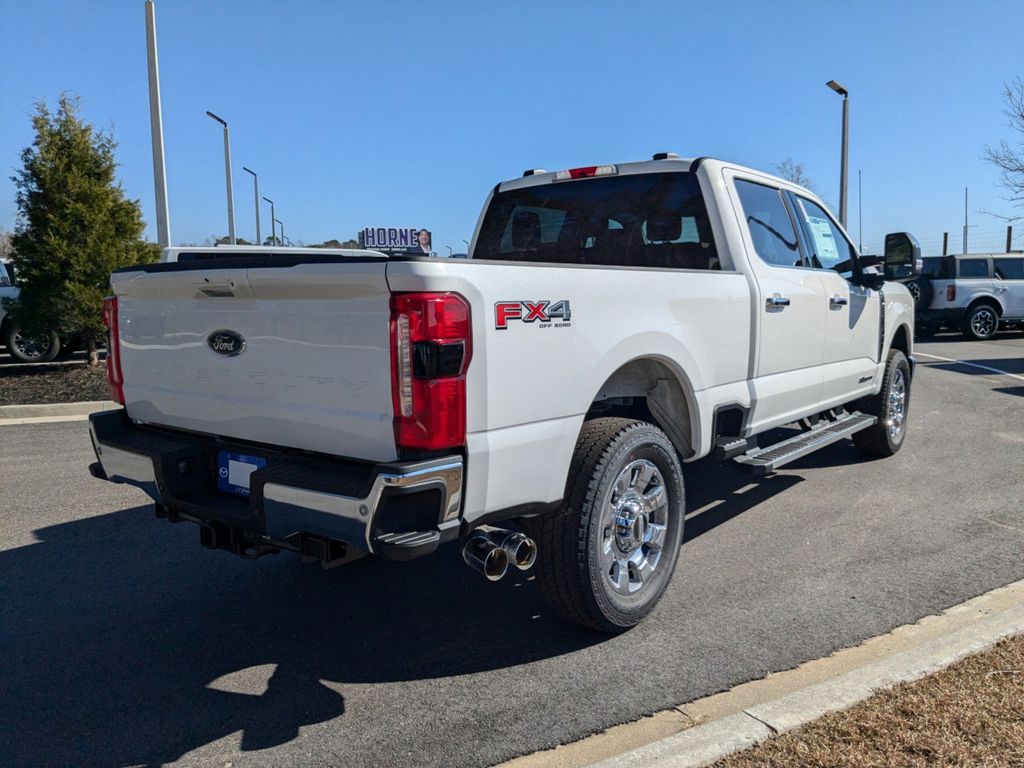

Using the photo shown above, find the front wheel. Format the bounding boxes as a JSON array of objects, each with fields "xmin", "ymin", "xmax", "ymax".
[
  {"xmin": 4, "ymin": 323, "xmax": 61, "ymax": 363},
  {"xmin": 531, "ymin": 418, "xmax": 686, "ymax": 633},
  {"xmin": 853, "ymin": 349, "xmax": 911, "ymax": 457}
]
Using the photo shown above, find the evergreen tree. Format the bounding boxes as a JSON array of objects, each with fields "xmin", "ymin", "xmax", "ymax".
[{"xmin": 6, "ymin": 94, "xmax": 160, "ymax": 365}]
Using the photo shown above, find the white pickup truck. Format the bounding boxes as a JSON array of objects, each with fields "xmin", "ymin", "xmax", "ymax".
[{"xmin": 88, "ymin": 155, "xmax": 919, "ymax": 632}]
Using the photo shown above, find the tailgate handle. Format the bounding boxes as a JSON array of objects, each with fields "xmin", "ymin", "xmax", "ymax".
[{"xmin": 195, "ymin": 280, "xmax": 238, "ymax": 298}]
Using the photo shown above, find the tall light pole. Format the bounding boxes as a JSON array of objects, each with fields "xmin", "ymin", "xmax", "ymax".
[
  {"xmin": 262, "ymin": 196, "xmax": 275, "ymax": 245},
  {"xmin": 242, "ymin": 166, "xmax": 260, "ymax": 245},
  {"xmin": 144, "ymin": 1, "xmax": 171, "ymax": 247},
  {"xmin": 275, "ymin": 218, "xmax": 285, "ymax": 247},
  {"xmin": 826, "ymin": 79, "xmax": 849, "ymax": 228},
  {"xmin": 205, "ymin": 111, "xmax": 235, "ymax": 244}
]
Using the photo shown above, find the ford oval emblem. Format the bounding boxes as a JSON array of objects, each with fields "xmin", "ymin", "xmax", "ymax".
[{"xmin": 207, "ymin": 329, "xmax": 246, "ymax": 357}]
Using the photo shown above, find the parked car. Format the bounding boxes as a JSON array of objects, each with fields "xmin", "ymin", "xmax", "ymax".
[
  {"xmin": 0, "ymin": 259, "xmax": 79, "ymax": 362},
  {"xmin": 911, "ymin": 253, "xmax": 1024, "ymax": 339},
  {"xmin": 87, "ymin": 155, "xmax": 918, "ymax": 632}
]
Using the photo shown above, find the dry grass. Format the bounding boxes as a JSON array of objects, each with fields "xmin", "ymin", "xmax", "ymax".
[{"xmin": 715, "ymin": 635, "xmax": 1024, "ymax": 768}]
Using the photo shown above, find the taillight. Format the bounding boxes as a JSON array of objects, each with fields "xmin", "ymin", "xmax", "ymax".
[
  {"xmin": 390, "ymin": 292, "xmax": 471, "ymax": 452},
  {"xmin": 102, "ymin": 296, "xmax": 124, "ymax": 405},
  {"xmin": 946, "ymin": 284, "xmax": 956, "ymax": 302}
]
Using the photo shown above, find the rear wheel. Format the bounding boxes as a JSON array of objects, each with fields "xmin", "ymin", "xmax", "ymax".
[
  {"xmin": 853, "ymin": 349, "xmax": 911, "ymax": 457},
  {"xmin": 531, "ymin": 417, "xmax": 685, "ymax": 633},
  {"xmin": 963, "ymin": 303, "xmax": 999, "ymax": 341},
  {"xmin": 4, "ymin": 323, "xmax": 60, "ymax": 363}
]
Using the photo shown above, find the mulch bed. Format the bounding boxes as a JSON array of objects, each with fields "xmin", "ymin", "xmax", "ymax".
[
  {"xmin": 715, "ymin": 634, "xmax": 1024, "ymax": 767},
  {"xmin": 0, "ymin": 361, "xmax": 109, "ymax": 405}
]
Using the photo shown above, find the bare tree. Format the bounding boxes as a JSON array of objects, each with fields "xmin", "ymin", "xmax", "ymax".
[
  {"xmin": 0, "ymin": 227, "xmax": 13, "ymax": 260},
  {"xmin": 984, "ymin": 77, "xmax": 1024, "ymax": 208},
  {"xmin": 774, "ymin": 158, "xmax": 814, "ymax": 189}
]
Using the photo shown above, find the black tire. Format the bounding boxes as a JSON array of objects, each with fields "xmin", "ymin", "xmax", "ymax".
[
  {"xmin": 531, "ymin": 417, "xmax": 686, "ymax": 633},
  {"xmin": 4, "ymin": 323, "xmax": 60, "ymax": 363},
  {"xmin": 905, "ymin": 277, "xmax": 932, "ymax": 311},
  {"xmin": 962, "ymin": 302, "xmax": 1000, "ymax": 341},
  {"xmin": 853, "ymin": 349, "xmax": 911, "ymax": 457}
]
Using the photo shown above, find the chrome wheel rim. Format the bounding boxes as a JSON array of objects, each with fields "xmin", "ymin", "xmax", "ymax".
[
  {"xmin": 600, "ymin": 459, "xmax": 669, "ymax": 596},
  {"xmin": 971, "ymin": 308, "xmax": 996, "ymax": 338},
  {"xmin": 12, "ymin": 330, "xmax": 50, "ymax": 360},
  {"xmin": 886, "ymin": 368, "xmax": 907, "ymax": 440}
]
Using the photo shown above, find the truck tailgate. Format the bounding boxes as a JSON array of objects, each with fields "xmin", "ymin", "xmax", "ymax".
[{"xmin": 112, "ymin": 261, "xmax": 397, "ymax": 462}]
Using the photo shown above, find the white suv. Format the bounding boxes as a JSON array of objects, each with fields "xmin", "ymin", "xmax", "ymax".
[{"xmin": 912, "ymin": 254, "xmax": 1024, "ymax": 339}]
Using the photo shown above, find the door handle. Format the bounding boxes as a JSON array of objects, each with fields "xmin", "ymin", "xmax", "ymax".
[
  {"xmin": 766, "ymin": 295, "xmax": 791, "ymax": 310},
  {"xmin": 829, "ymin": 295, "xmax": 848, "ymax": 307}
]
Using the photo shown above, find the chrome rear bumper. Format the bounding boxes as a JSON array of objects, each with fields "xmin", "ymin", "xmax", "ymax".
[{"xmin": 88, "ymin": 409, "xmax": 463, "ymax": 559}]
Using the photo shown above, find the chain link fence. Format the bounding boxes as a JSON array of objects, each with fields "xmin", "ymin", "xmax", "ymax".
[{"xmin": 863, "ymin": 227, "xmax": 1024, "ymax": 257}]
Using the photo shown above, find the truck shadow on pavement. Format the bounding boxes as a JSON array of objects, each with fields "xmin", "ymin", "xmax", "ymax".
[
  {"xmin": 0, "ymin": 504, "xmax": 599, "ymax": 766},
  {"xmin": 0, "ymin": 451, "xmax": 852, "ymax": 766}
]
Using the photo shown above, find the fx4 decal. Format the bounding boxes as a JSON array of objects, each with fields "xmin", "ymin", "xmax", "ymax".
[{"xmin": 495, "ymin": 300, "xmax": 572, "ymax": 330}]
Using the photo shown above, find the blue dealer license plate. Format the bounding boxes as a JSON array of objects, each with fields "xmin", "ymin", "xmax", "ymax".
[{"xmin": 217, "ymin": 450, "xmax": 267, "ymax": 497}]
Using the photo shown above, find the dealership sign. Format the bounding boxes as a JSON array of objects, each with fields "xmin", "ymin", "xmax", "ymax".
[{"xmin": 359, "ymin": 227, "xmax": 432, "ymax": 254}]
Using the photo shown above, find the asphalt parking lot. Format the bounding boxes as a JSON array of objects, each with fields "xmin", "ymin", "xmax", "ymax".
[{"xmin": 1, "ymin": 332, "xmax": 1022, "ymax": 768}]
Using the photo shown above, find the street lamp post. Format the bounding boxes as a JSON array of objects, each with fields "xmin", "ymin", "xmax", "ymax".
[
  {"xmin": 144, "ymin": 0, "xmax": 171, "ymax": 247},
  {"xmin": 242, "ymin": 167, "xmax": 260, "ymax": 245},
  {"xmin": 206, "ymin": 111, "xmax": 235, "ymax": 244},
  {"xmin": 826, "ymin": 80, "xmax": 849, "ymax": 228},
  {"xmin": 262, "ymin": 196, "xmax": 275, "ymax": 245},
  {"xmin": 275, "ymin": 218, "xmax": 285, "ymax": 247}
]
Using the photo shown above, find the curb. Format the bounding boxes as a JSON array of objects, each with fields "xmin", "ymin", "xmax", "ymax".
[
  {"xmin": 0, "ymin": 400, "xmax": 118, "ymax": 420},
  {"xmin": 589, "ymin": 598, "xmax": 1024, "ymax": 768}
]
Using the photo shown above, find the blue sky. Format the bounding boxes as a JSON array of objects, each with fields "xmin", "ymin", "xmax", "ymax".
[{"xmin": 1, "ymin": 0, "xmax": 1022, "ymax": 255}]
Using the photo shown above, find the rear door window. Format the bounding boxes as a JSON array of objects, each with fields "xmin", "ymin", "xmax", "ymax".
[
  {"xmin": 994, "ymin": 258, "xmax": 1024, "ymax": 280},
  {"xmin": 958, "ymin": 259, "xmax": 990, "ymax": 278},
  {"xmin": 733, "ymin": 180, "xmax": 803, "ymax": 268}
]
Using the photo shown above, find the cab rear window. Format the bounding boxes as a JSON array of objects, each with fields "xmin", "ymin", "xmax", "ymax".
[{"xmin": 474, "ymin": 172, "xmax": 720, "ymax": 270}]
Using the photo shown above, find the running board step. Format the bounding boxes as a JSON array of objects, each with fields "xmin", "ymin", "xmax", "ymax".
[
  {"xmin": 713, "ymin": 436, "xmax": 756, "ymax": 461},
  {"xmin": 373, "ymin": 530, "xmax": 441, "ymax": 561},
  {"xmin": 734, "ymin": 413, "xmax": 877, "ymax": 476}
]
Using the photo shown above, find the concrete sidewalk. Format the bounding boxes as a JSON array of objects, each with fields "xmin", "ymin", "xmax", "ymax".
[
  {"xmin": 502, "ymin": 579, "xmax": 1024, "ymax": 768},
  {"xmin": 0, "ymin": 400, "xmax": 118, "ymax": 425}
]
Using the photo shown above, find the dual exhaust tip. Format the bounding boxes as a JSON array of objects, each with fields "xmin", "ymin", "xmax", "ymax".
[{"xmin": 462, "ymin": 528, "xmax": 537, "ymax": 582}]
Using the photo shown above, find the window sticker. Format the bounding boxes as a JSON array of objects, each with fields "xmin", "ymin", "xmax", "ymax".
[{"xmin": 806, "ymin": 215, "xmax": 840, "ymax": 266}]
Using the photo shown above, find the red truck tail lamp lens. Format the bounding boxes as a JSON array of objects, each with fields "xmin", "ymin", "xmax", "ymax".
[
  {"xmin": 390, "ymin": 292, "xmax": 472, "ymax": 451},
  {"xmin": 946, "ymin": 284, "xmax": 956, "ymax": 301},
  {"xmin": 102, "ymin": 295, "xmax": 124, "ymax": 405}
]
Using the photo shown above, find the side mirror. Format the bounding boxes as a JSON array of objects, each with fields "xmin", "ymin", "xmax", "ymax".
[{"xmin": 883, "ymin": 232, "xmax": 921, "ymax": 281}]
